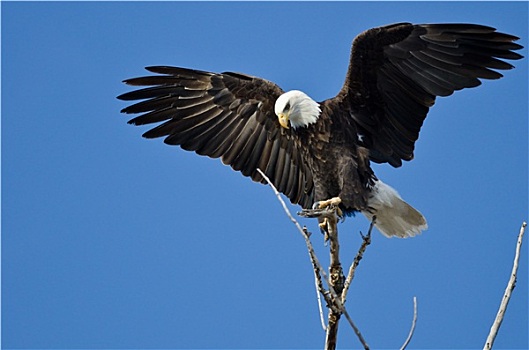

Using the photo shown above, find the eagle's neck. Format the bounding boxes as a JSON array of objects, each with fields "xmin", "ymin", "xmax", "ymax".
[{"xmin": 278, "ymin": 90, "xmax": 321, "ymax": 129}]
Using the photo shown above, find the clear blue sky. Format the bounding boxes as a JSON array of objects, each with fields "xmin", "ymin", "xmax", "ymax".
[{"xmin": 3, "ymin": 2, "xmax": 527, "ymax": 349}]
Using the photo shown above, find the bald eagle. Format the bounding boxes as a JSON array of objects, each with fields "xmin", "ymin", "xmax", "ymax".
[{"xmin": 118, "ymin": 22, "xmax": 523, "ymax": 238}]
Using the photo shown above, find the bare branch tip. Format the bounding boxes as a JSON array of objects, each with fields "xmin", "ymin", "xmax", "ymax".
[
  {"xmin": 484, "ymin": 221, "xmax": 526, "ymax": 349},
  {"xmin": 400, "ymin": 296, "xmax": 418, "ymax": 350}
]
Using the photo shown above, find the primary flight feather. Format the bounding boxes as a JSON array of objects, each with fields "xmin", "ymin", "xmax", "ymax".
[{"xmin": 118, "ymin": 22, "xmax": 523, "ymax": 237}]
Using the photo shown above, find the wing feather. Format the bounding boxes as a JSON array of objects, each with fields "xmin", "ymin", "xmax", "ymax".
[
  {"xmin": 239, "ymin": 127, "xmax": 269, "ymax": 176},
  {"xmin": 179, "ymin": 110, "xmax": 233, "ymax": 152},
  {"xmin": 221, "ymin": 117, "xmax": 258, "ymax": 166},
  {"xmin": 118, "ymin": 66, "xmax": 314, "ymax": 207},
  {"xmin": 334, "ymin": 22, "xmax": 523, "ymax": 167}
]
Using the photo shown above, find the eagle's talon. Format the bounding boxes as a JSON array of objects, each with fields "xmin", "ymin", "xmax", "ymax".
[
  {"xmin": 319, "ymin": 218, "xmax": 330, "ymax": 241},
  {"xmin": 336, "ymin": 207, "xmax": 344, "ymax": 220},
  {"xmin": 315, "ymin": 197, "xmax": 344, "ymax": 221},
  {"xmin": 317, "ymin": 197, "xmax": 342, "ymax": 209}
]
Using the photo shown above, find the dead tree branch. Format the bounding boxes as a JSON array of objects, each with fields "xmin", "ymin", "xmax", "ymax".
[
  {"xmin": 260, "ymin": 179, "xmax": 335, "ymax": 312},
  {"xmin": 483, "ymin": 221, "xmax": 526, "ymax": 350},
  {"xmin": 255, "ymin": 169, "xmax": 336, "ymax": 313},
  {"xmin": 400, "ymin": 296, "xmax": 418, "ymax": 350},
  {"xmin": 314, "ymin": 268, "xmax": 327, "ymax": 331},
  {"xmin": 257, "ymin": 168, "xmax": 369, "ymax": 350},
  {"xmin": 257, "ymin": 171, "xmax": 523, "ymax": 349},
  {"xmin": 324, "ymin": 212, "xmax": 344, "ymax": 350},
  {"xmin": 342, "ymin": 220, "xmax": 375, "ymax": 304}
]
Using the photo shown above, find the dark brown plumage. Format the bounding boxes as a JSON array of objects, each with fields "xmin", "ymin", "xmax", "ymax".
[
  {"xmin": 118, "ymin": 22, "xmax": 523, "ymax": 237},
  {"xmin": 120, "ymin": 67, "xmax": 315, "ymax": 208}
]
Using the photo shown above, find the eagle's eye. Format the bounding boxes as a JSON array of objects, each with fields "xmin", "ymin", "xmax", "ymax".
[{"xmin": 284, "ymin": 101, "xmax": 291, "ymax": 112}]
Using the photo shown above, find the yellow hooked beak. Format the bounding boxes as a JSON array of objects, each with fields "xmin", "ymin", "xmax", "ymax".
[{"xmin": 278, "ymin": 113, "xmax": 290, "ymax": 129}]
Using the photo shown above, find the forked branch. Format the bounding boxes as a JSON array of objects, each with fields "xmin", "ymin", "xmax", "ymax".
[
  {"xmin": 257, "ymin": 169, "xmax": 369, "ymax": 350},
  {"xmin": 258, "ymin": 167, "xmax": 524, "ymax": 349}
]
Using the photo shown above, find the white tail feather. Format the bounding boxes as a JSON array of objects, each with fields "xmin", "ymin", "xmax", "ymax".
[{"xmin": 361, "ymin": 180, "xmax": 428, "ymax": 238}]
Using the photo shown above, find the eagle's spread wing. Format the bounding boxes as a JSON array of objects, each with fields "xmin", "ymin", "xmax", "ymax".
[
  {"xmin": 337, "ymin": 23, "xmax": 523, "ymax": 167},
  {"xmin": 118, "ymin": 66, "xmax": 314, "ymax": 207}
]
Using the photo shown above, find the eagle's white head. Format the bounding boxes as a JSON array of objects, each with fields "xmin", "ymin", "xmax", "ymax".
[{"xmin": 274, "ymin": 90, "xmax": 321, "ymax": 129}]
